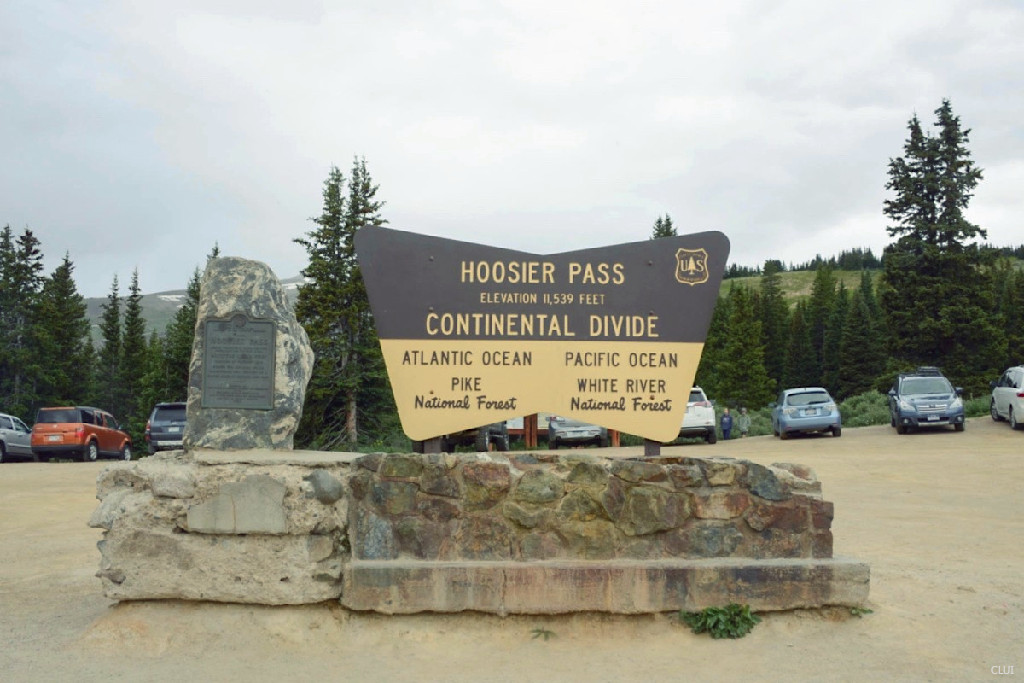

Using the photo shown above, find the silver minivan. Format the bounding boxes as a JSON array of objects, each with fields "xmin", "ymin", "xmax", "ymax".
[
  {"xmin": 0, "ymin": 412, "xmax": 34, "ymax": 462},
  {"xmin": 990, "ymin": 366, "xmax": 1024, "ymax": 430}
]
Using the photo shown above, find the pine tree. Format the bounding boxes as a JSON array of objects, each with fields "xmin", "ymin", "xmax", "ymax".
[
  {"xmin": 995, "ymin": 266, "xmax": 1024, "ymax": 369},
  {"xmin": 0, "ymin": 227, "xmax": 46, "ymax": 419},
  {"xmin": 806, "ymin": 265, "xmax": 837, "ymax": 384},
  {"xmin": 97, "ymin": 275, "xmax": 123, "ymax": 414},
  {"xmin": 37, "ymin": 254, "xmax": 92, "ymax": 405},
  {"xmin": 836, "ymin": 289, "xmax": 887, "ymax": 399},
  {"xmin": 650, "ymin": 214, "xmax": 676, "ymax": 239},
  {"xmin": 162, "ymin": 267, "xmax": 202, "ymax": 401},
  {"xmin": 880, "ymin": 99, "xmax": 1004, "ymax": 393},
  {"xmin": 821, "ymin": 283, "xmax": 848, "ymax": 393},
  {"xmin": 121, "ymin": 269, "xmax": 148, "ymax": 433},
  {"xmin": 295, "ymin": 159, "xmax": 391, "ymax": 448},
  {"xmin": 694, "ymin": 290, "xmax": 731, "ymax": 400},
  {"xmin": 163, "ymin": 245, "xmax": 220, "ymax": 402},
  {"xmin": 757, "ymin": 260, "xmax": 789, "ymax": 391},
  {"xmin": 783, "ymin": 301, "xmax": 817, "ymax": 389},
  {"xmin": 714, "ymin": 286, "xmax": 774, "ymax": 409},
  {"xmin": 136, "ymin": 331, "xmax": 167, "ymax": 444}
]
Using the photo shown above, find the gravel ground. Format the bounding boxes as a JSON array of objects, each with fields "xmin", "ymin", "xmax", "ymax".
[{"xmin": 1, "ymin": 417, "xmax": 1021, "ymax": 682}]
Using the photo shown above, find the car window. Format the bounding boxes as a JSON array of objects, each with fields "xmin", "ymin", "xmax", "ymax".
[
  {"xmin": 14, "ymin": 418, "xmax": 29, "ymax": 432},
  {"xmin": 786, "ymin": 391, "xmax": 831, "ymax": 407},
  {"xmin": 155, "ymin": 405, "xmax": 187, "ymax": 422},
  {"xmin": 36, "ymin": 408, "xmax": 80, "ymax": 423},
  {"xmin": 0, "ymin": 416, "xmax": 12, "ymax": 429},
  {"xmin": 902, "ymin": 377, "xmax": 952, "ymax": 395},
  {"xmin": 688, "ymin": 389, "xmax": 706, "ymax": 403}
]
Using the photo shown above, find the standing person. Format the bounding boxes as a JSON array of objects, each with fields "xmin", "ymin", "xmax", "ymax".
[
  {"xmin": 720, "ymin": 407, "xmax": 733, "ymax": 440},
  {"xmin": 737, "ymin": 407, "xmax": 751, "ymax": 438}
]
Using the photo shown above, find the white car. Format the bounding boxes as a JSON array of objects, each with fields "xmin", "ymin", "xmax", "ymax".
[
  {"xmin": 679, "ymin": 387, "xmax": 717, "ymax": 444},
  {"xmin": 990, "ymin": 366, "xmax": 1024, "ymax": 430},
  {"xmin": 0, "ymin": 412, "xmax": 34, "ymax": 462}
]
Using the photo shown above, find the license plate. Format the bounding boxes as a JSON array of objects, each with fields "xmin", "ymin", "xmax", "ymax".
[
  {"xmin": 47, "ymin": 434, "xmax": 61, "ymax": 442},
  {"xmin": 926, "ymin": 415, "xmax": 939, "ymax": 421},
  {"xmin": 168, "ymin": 426, "xmax": 181, "ymax": 433},
  {"xmin": 801, "ymin": 409, "xmax": 816, "ymax": 417}
]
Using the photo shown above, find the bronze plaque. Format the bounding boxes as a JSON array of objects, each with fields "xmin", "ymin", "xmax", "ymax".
[
  {"xmin": 355, "ymin": 227, "xmax": 729, "ymax": 443},
  {"xmin": 201, "ymin": 314, "xmax": 276, "ymax": 410}
]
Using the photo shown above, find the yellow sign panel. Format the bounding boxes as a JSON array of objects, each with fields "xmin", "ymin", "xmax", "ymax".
[{"xmin": 355, "ymin": 228, "xmax": 729, "ymax": 443}]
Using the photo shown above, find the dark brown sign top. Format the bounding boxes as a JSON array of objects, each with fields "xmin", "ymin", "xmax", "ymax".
[
  {"xmin": 355, "ymin": 228, "xmax": 728, "ymax": 342},
  {"xmin": 201, "ymin": 314, "xmax": 276, "ymax": 410}
]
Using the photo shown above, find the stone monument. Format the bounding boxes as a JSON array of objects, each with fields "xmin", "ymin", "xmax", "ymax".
[{"xmin": 183, "ymin": 257, "xmax": 314, "ymax": 451}]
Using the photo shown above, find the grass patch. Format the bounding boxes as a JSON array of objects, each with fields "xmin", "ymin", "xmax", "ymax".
[{"xmin": 678, "ymin": 604, "xmax": 762, "ymax": 639}]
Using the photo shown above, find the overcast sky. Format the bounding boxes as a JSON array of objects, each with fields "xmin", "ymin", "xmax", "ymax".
[{"xmin": 2, "ymin": 0, "xmax": 1022, "ymax": 298}]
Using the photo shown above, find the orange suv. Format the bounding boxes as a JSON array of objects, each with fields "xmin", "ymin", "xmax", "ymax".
[{"xmin": 31, "ymin": 406, "xmax": 132, "ymax": 462}]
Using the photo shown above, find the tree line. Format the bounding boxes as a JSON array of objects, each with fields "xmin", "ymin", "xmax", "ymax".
[
  {"xmin": 693, "ymin": 100, "xmax": 1022, "ymax": 409},
  {"xmin": 1, "ymin": 100, "xmax": 1020, "ymax": 452},
  {"xmin": 0, "ymin": 226, "xmax": 216, "ymax": 447}
]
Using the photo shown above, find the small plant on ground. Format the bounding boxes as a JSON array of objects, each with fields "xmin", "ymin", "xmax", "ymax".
[
  {"xmin": 849, "ymin": 606, "xmax": 874, "ymax": 617},
  {"xmin": 531, "ymin": 627, "xmax": 555, "ymax": 641},
  {"xmin": 679, "ymin": 604, "xmax": 761, "ymax": 639}
]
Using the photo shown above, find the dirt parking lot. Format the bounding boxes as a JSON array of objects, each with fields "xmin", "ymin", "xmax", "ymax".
[{"xmin": 1, "ymin": 418, "xmax": 1021, "ymax": 681}]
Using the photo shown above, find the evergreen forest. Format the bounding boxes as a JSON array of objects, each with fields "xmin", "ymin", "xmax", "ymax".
[{"xmin": 2, "ymin": 101, "xmax": 1022, "ymax": 452}]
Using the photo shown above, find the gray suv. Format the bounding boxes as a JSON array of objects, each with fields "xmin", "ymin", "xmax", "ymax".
[
  {"xmin": 145, "ymin": 402, "xmax": 187, "ymax": 453},
  {"xmin": 888, "ymin": 367, "xmax": 965, "ymax": 434},
  {"xmin": 0, "ymin": 412, "xmax": 34, "ymax": 462}
]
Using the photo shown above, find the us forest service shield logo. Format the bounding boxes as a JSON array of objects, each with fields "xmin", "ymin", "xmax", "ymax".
[{"xmin": 675, "ymin": 247, "xmax": 709, "ymax": 285}]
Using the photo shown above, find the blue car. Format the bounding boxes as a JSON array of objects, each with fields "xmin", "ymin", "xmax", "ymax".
[{"xmin": 771, "ymin": 387, "xmax": 842, "ymax": 440}]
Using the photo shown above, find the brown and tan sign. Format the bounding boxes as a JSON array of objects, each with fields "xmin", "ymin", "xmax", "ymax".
[{"xmin": 355, "ymin": 227, "xmax": 729, "ymax": 442}]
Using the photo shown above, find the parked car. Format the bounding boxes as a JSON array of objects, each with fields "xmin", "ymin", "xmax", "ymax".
[
  {"xmin": 887, "ymin": 366, "xmax": 965, "ymax": 434},
  {"xmin": 990, "ymin": 366, "xmax": 1024, "ymax": 430},
  {"xmin": 771, "ymin": 387, "xmax": 842, "ymax": 439},
  {"xmin": 678, "ymin": 386, "xmax": 717, "ymax": 444},
  {"xmin": 548, "ymin": 416, "xmax": 609, "ymax": 449},
  {"xmin": 0, "ymin": 412, "xmax": 34, "ymax": 462},
  {"xmin": 145, "ymin": 402, "xmax": 187, "ymax": 454},
  {"xmin": 30, "ymin": 406, "xmax": 132, "ymax": 462},
  {"xmin": 412, "ymin": 422, "xmax": 510, "ymax": 453}
]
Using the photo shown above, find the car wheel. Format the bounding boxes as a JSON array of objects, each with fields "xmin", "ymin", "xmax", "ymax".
[
  {"xmin": 706, "ymin": 429, "xmax": 717, "ymax": 444},
  {"xmin": 473, "ymin": 431, "xmax": 490, "ymax": 452},
  {"xmin": 83, "ymin": 441, "xmax": 99, "ymax": 462},
  {"xmin": 495, "ymin": 435, "xmax": 510, "ymax": 452},
  {"xmin": 832, "ymin": 425, "xmax": 842, "ymax": 438},
  {"xmin": 550, "ymin": 437, "xmax": 559, "ymax": 450},
  {"xmin": 1010, "ymin": 408, "xmax": 1019, "ymax": 430},
  {"xmin": 954, "ymin": 422, "xmax": 965, "ymax": 432},
  {"xmin": 779, "ymin": 430, "xmax": 789, "ymax": 441},
  {"xmin": 0, "ymin": 442, "xmax": 6, "ymax": 463},
  {"xmin": 121, "ymin": 444, "xmax": 132, "ymax": 461},
  {"xmin": 991, "ymin": 400, "xmax": 1003, "ymax": 422},
  {"xmin": 896, "ymin": 422, "xmax": 907, "ymax": 435},
  {"xmin": 599, "ymin": 435, "xmax": 610, "ymax": 448}
]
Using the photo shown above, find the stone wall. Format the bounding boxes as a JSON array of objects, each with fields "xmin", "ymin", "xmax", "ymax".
[
  {"xmin": 91, "ymin": 450, "xmax": 868, "ymax": 613},
  {"xmin": 348, "ymin": 452, "xmax": 833, "ymax": 562}
]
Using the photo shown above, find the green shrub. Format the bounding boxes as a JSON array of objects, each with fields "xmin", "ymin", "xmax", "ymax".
[
  {"xmin": 963, "ymin": 395, "xmax": 990, "ymax": 418},
  {"xmin": 678, "ymin": 604, "xmax": 761, "ymax": 639},
  {"xmin": 839, "ymin": 390, "xmax": 891, "ymax": 427}
]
